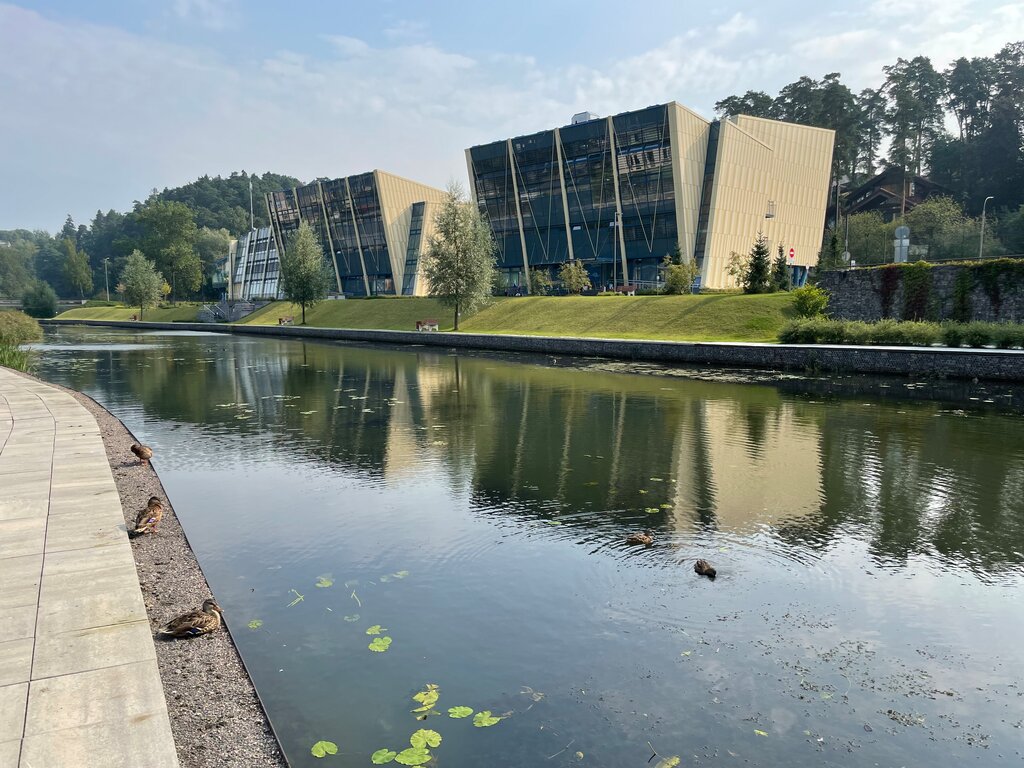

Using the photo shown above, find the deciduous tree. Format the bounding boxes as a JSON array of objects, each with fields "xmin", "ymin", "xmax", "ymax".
[
  {"xmin": 120, "ymin": 250, "xmax": 164, "ymax": 319},
  {"xmin": 558, "ymin": 260, "xmax": 592, "ymax": 295},
  {"xmin": 279, "ymin": 220, "xmax": 330, "ymax": 325}
]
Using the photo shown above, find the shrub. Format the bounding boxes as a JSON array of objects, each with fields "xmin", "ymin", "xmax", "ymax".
[
  {"xmin": 22, "ymin": 281, "xmax": 58, "ymax": 318},
  {"xmin": 792, "ymin": 285, "xmax": 829, "ymax": 318},
  {"xmin": 0, "ymin": 310, "xmax": 43, "ymax": 346},
  {"xmin": 962, "ymin": 321, "xmax": 993, "ymax": 348},
  {"xmin": 0, "ymin": 344, "xmax": 32, "ymax": 372},
  {"xmin": 991, "ymin": 324, "xmax": 1024, "ymax": 349}
]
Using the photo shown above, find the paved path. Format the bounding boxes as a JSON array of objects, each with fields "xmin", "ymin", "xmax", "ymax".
[{"xmin": 0, "ymin": 368, "xmax": 178, "ymax": 767}]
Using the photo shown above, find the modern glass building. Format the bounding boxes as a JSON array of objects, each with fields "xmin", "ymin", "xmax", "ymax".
[
  {"xmin": 265, "ymin": 171, "xmax": 446, "ymax": 296},
  {"xmin": 229, "ymin": 226, "xmax": 282, "ymax": 300},
  {"xmin": 466, "ymin": 103, "xmax": 835, "ymax": 290}
]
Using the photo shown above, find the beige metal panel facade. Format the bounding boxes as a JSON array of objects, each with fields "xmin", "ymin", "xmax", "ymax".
[
  {"xmin": 374, "ymin": 170, "xmax": 448, "ymax": 290},
  {"xmin": 702, "ymin": 116, "xmax": 834, "ymax": 288},
  {"xmin": 412, "ymin": 200, "xmax": 441, "ymax": 296},
  {"xmin": 666, "ymin": 102, "xmax": 710, "ymax": 261}
]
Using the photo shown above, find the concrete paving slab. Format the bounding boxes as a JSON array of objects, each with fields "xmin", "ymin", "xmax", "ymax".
[
  {"xmin": 0, "ymin": 639, "xmax": 33, "ymax": 687},
  {"xmin": 0, "ymin": 368, "xmax": 179, "ymax": 767}
]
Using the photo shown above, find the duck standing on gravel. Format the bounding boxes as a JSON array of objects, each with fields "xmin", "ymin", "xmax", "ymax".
[
  {"xmin": 129, "ymin": 496, "xmax": 163, "ymax": 537},
  {"xmin": 131, "ymin": 443, "xmax": 154, "ymax": 466},
  {"xmin": 158, "ymin": 599, "xmax": 224, "ymax": 639}
]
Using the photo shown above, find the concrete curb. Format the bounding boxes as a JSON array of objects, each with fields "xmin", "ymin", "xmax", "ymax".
[{"xmin": 41, "ymin": 319, "xmax": 1024, "ymax": 382}]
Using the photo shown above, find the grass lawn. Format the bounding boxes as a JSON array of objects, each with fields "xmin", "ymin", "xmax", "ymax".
[
  {"xmin": 243, "ymin": 293, "xmax": 795, "ymax": 342},
  {"xmin": 56, "ymin": 305, "xmax": 202, "ymax": 322}
]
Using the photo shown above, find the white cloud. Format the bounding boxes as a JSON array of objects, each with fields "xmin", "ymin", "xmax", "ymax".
[{"xmin": 172, "ymin": 0, "xmax": 235, "ymax": 29}]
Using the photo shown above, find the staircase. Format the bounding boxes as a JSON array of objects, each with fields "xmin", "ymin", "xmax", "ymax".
[{"xmin": 197, "ymin": 300, "xmax": 262, "ymax": 323}]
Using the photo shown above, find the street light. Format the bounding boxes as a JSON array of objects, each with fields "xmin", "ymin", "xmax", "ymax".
[
  {"xmin": 103, "ymin": 258, "xmax": 110, "ymax": 302},
  {"xmin": 979, "ymin": 196, "xmax": 994, "ymax": 259}
]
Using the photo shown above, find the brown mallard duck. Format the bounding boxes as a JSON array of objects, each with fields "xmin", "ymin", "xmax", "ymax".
[
  {"xmin": 130, "ymin": 444, "xmax": 154, "ymax": 466},
  {"xmin": 129, "ymin": 496, "xmax": 163, "ymax": 537},
  {"xmin": 694, "ymin": 559, "xmax": 717, "ymax": 578},
  {"xmin": 157, "ymin": 599, "xmax": 223, "ymax": 639},
  {"xmin": 626, "ymin": 531, "xmax": 655, "ymax": 547}
]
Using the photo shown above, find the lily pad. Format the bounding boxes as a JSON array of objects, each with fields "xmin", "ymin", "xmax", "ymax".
[
  {"xmin": 343, "ymin": 614, "xmax": 360, "ymax": 622},
  {"xmin": 447, "ymin": 706, "xmax": 473, "ymax": 718},
  {"xmin": 754, "ymin": 729, "xmax": 769, "ymax": 737},
  {"xmin": 368, "ymin": 636, "xmax": 393, "ymax": 652},
  {"xmin": 412, "ymin": 687, "xmax": 439, "ymax": 712},
  {"xmin": 371, "ymin": 748, "xmax": 397, "ymax": 764},
  {"xmin": 310, "ymin": 740, "xmax": 338, "ymax": 758},
  {"xmin": 393, "ymin": 570, "xmax": 410, "ymax": 579},
  {"xmin": 366, "ymin": 624, "xmax": 387, "ymax": 635},
  {"xmin": 315, "ymin": 575, "xmax": 334, "ymax": 588},
  {"xmin": 409, "ymin": 729, "xmax": 442, "ymax": 749},
  {"xmin": 653, "ymin": 758, "xmax": 680, "ymax": 768},
  {"xmin": 473, "ymin": 710, "xmax": 502, "ymax": 727},
  {"xmin": 247, "ymin": 620, "xmax": 263, "ymax": 630},
  {"xmin": 394, "ymin": 747, "xmax": 431, "ymax": 766},
  {"xmin": 645, "ymin": 507, "xmax": 660, "ymax": 514}
]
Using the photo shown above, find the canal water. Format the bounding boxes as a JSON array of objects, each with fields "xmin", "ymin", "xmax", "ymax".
[{"xmin": 34, "ymin": 326, "xmax": 1024, "ymax": 767}]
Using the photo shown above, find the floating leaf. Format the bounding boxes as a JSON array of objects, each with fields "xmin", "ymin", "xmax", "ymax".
[
  {"xmin": 393, "ymin": 570, "xmax": 410, "ymax": 579},
  {"xmin": 371, "ymin": 749, "xmax": 397, "ymax": 764},
  {"xmin": 315, "ymin": 575, "xmax": 334, "ymax": 588},
  {"xmin": 650, "ymin": 477, "xmax": 664, "ymax": 481},
  {"xmin": 366, "ymin": 624, "xmax": 387, "ymax": 635},
  {"xmin": 575, "ymin": 752, "xmax": 584, "ymax": 760},
  {"xmin": 680, "ymin": 650, "xmax": 692, "ymax": 657},
  {"xmin": 247, "ymin": 620, "xmax": 263, "ymax": 630},
  {"xmin": 544, "ymin": 520, "xmax": 562, "ymax": 526},
  {"xmin": 645, "ymin": 507, "xmax": 660, "ymax": 514},
  {"xmin": 583, "ymin": 481, "xmax": 598, "ymax": 486},
  {"xmin": 409, "ymin": 729, "xmax": 442, "ymax": 749},
  {"xmin": 310, "ymin": 740, "xmax": 338, "ymax": 758},
  {"xmin": 473, "ymin": 711, "xmax": 502, "ymax": 727},
  {"xmin": 820, "ymin": 692, "xmax": 833, "ymax": 700},
  {"xmin": 660, "ymin": 503, "xmax": 672, "ymax": 509},
  {"xmin": 368, "ymin": 636, "xmax": 393, "ymax": 652},
  {"xmin": 638, "ymin": 489, "xmax": 648, "ymax": 494},
  {"xmin": 754, "ymin": 729, "xmax": 769, "ymax": 737},
  {"xmin": 394, "ymin": 747, "xmax": 431, "ymax": 766},
  {"xmin": 300, "ymin": 410, "xmax": 317, "ymax": 415},
  {"xmin": 653, "ymin": 758, "xmax": 680, "ymax": 768},
  {"xmin": 447, "ymin": 706, "xmax": 473, "ymax": 718},
  {"xmin": 412, "ymin": 687, "xmax": 439, "ymax": 712},
  {"xmin": 287, "ymin": 589, "xmax": 305, "ymax": 607},
  {"xmin": 379, "ymin": 574, "xmax": 393, "ymax": 583},
  {"xmin": 343, "ymin": 614, "xmax": 360, "ymax": 622}
]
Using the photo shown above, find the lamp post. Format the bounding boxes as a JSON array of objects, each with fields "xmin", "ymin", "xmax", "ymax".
[
  {"xmin": 979, "ymin": 196, "xmax": 994, "ymax": 259},
  {"xmin": 103, "ymin": 258, "xmax": 110, "ymax": 302}
]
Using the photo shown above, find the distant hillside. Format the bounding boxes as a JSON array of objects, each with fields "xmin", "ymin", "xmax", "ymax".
[{"xmin": 154, "ymin": 171, "xmax": 303, "ymax": 234}]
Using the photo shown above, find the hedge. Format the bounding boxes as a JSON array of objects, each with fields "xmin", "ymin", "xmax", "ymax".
[{"xmin": 779, "ymin": 317, "xmax": 1024, "ymax": 348}]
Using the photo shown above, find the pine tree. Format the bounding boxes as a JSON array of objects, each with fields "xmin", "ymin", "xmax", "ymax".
[
  {"xmin": 742, "ymin": 233, "xmax": 772, "ymax": 294},
  {"xmin": 771, "ymin": 243, "xmax": 792, "ymax": 292}
]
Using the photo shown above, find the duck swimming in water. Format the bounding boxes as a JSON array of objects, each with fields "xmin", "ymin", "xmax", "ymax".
[
  {"xmin": 626, "ymin": 532, "xmax": 655, "ymax": 547},
  {"xmin": 694, "ymin": 559, "xmax": 717, "ymax": 578}
]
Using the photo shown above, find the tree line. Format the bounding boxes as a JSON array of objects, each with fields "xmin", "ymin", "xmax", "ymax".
[
  {"xmin": 0, "ymin": 171, "xmax": 300, "ymax": 302},
  {"xmin": 715, "ymin": 41, "xmax": 1024, "ymax": 217}
]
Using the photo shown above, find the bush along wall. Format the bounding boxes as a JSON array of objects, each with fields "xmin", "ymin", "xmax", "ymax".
[
  {"xmin": 818, "ymin": 259, "xmax": 1024, "ymax": 323},
  {"xmin": 779, "ymin": 317, "xmax": 1024, "ymax": 348}
]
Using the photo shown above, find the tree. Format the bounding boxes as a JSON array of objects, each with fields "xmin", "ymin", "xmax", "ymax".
[
  {"xmin": 856, "ymin": 88, "xmax": 887, "ymax": 177},
  {"xmin": 725, "ymin": 251, "xmax": 749, "ymax": 289},
  {"xmin": 120, "ymin": 250, "xmax": 164, "ymax": 319},
  {"xmin": 817, "ymin": 229, "xmax": 845, "ymax": 270},
  {"xmin": 558, "ymin": 260, "xmax": 591, "ymax": 295},
  {"xmin": 663, "ymin": 246, "xmax": 700, "ymax": 294},
  {"xmin": 21, "ymin": 281, "xmax": 58, "ymax": 318},
  {"xmin": 195, "ymin": 227, "xmax": 232, "ymax": 297},
  {"xmin": 137, "ymin": 200, "xmax": 200, "ymax": 302},
  {"xmin": 529, "ymin": 267, "xmax": 553, "ymax": 295},
  {"xmin": 772, "ymin": 244, "xmax": 792, "ymax": 292},
  {"xmin": 0, "ymin": 238, "xmax": 37, "ymax": 298},
  {"xmin": 423, "ymin": 182, "xmax": 497, "ymax": 330},
  {"xmin": 714, "ymin": 90, "xmax": 774, "ymax": 118},
  {"xmin": 279, "ymin": 220, "xmax": 330, "ymax": 325},
  {"xmin": 882, "ymin": 56, "xmax": 945, "ymax": 174},
  {"xmin": 61, "ymin": 239, "xmax": 93, "ymax": 298},
  {"xmin": 742, "ymin": 233, "xmax": 772, "ymax": 294}
]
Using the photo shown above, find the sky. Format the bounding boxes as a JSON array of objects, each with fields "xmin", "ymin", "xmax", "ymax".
[{"xmin": 2, "ymin": 0, "xmax": 1022, "ymax": 232}]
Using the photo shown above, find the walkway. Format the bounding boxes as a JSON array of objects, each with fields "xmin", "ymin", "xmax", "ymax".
[{"xmin": 0, "ymin": 368, "xmax": 178, "ymax": 767}]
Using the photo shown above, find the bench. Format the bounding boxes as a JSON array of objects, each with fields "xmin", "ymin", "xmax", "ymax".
[
  {"xmin": 278, "ymin": 316, "xmax": 294, "ymax": 325},
  {"xmin": 416, "ymin": 319, "xmax": 439, "ymax": 332}
]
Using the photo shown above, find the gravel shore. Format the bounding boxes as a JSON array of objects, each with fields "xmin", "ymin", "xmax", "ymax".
[{"xmin": 45, "ymin": 376, "xmax": 287, "ymax": 767}]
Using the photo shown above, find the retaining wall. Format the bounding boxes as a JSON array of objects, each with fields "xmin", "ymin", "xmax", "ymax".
[
  {"xmin": 819, "ymin": 261, "xmax": 1024, "ymax": 323},
  {"xmin": 42, "ymin": 319, "xmax": 1024, "ymax": 382}
]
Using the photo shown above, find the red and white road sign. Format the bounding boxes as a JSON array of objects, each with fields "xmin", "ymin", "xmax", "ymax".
[{"xmin": 788, "ymin": 247, "xmax": 796, "ymax": 261}]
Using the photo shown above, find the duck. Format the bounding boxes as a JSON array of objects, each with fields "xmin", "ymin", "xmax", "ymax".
[
  {"xmin": 129, "ymin": 497, "xmax": 163, "ymax": 537},
  {"xmin": 626, "ymin": 531, "xmax": 655, "ymax": 547},
  {"xmin": 157, "ymin": 599, "xmax": 223, "ymax": 639},
  {"xmin": 130, "ymin": 444, "xmax": 154, "ymax": 466},
  {"xmin": 694, "ymin": 559, "xmax": 717, "ymax": 578}
]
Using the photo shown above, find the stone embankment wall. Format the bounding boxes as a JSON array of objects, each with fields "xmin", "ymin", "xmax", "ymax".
[
  {"xmin": 819, "ymin": 260, "xmax": 1024, "ymax": 323},
  {"xmin": 43, "ymin": 319, "xmax": 1024, "ymax": 382}
]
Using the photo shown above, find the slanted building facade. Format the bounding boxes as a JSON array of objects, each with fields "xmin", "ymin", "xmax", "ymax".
[
  {"xmin": 228, "ymin": 226, "xmax": 282, "ymax": 300},
  {"xmin": 466, "ymin": 103, "xmax": 834, "ymax": 290},
  {"xmin": 266, "ymin": 171, "xmax": 447, "ymax": 297}
]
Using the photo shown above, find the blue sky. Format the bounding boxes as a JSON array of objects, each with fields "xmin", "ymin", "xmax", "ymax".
[{"xmin": 2, "ymin": 0, "xmax": 1022, "ymax": 231}]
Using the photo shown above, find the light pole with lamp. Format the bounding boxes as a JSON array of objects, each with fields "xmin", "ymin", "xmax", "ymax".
[
  {"xmin": 103, "ymin": 258, "xmax": 110, "ymax": 302},
  {"xmin": 979, "ymin": 196, "xmax": 994, "ymax": 259}
]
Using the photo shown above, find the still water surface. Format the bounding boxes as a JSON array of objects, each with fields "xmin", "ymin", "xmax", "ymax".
[{"xmin": 35, "ymin": 327, "xmax": 1024, "ymax": 767}]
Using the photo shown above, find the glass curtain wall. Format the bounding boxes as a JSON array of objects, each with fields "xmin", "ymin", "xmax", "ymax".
[
  {"xmin": 401, "ymin": 202, "xmax": 426, "ymax": 296},
  {"xmin": 320, "ymin": 179, "xmax": 367, "ymax": 296},
  {"xmin": 510, "ymin": 131, "xmax": 568, "ymax": 268},
  {"xmin": 612, "ymin": 105, "xmax": 677, "ymax": 286},
  {"xmin": 348, "ymin": 173, "xmax": 393, "ymax": 295},
  {"xmin": 558, "ymin": 119, "xmax": 618, "ymax": 286},
  {"xmin": 469, "ymin": 141, "xmax": 524, "ymax": 285},
  {"xmin": 232, "ymin": 227, "xmax": 281, "ymax": 300}
]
